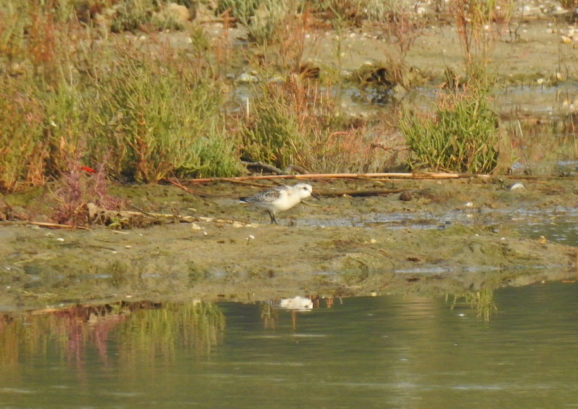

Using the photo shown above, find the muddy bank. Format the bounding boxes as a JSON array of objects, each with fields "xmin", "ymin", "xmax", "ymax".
[{"xmin": 1, "ymin": 177, "xmax": 576, "ymax": 310}]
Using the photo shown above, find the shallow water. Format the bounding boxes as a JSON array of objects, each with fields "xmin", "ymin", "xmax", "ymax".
[
  {"xmin": 1, "ymin": 282, "xmax": 577, "ymax": 409},
  {"xmin": 300, "ymin": 203, "xmax": 578, "ymax": 232}
]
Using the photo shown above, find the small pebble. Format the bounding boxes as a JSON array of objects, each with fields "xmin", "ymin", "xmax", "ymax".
[{"xmin": 399, "ymin": 191, "xmax": 413, "ymax": 201}]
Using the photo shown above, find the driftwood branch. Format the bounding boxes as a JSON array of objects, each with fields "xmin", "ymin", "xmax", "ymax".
[
  {"xmin": 241, "ymin": 161, "xmax": 285, "ymax": 175},
  {"xmin": 318, "ymin": 189, "xmax": 403, "ymax": 197},
  {"xmin": 178, "ymin": 172, "xmax": 477, "ymax": 184},
  {"xmin": 25, "ymin": 221, "xmax": 90, "ymax": 230}
]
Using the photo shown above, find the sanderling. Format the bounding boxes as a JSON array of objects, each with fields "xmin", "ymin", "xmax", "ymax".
[{"xmin": 240, "ymin": 183, "xmax": 313, "ymax": 224}]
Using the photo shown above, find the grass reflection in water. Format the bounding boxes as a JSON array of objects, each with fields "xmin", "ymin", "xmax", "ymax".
[{"xmin": 0, "ymin": 301, "xmax": 225, "ymax": 370}]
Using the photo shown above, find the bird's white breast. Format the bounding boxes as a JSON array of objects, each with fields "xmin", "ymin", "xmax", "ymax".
[{"xmin": 272, "ymin": 190, "xmax": 302, "ymax": 211}]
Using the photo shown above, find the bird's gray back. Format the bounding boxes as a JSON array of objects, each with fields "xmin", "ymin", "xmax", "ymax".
[{"xmin": 242, "ymin": 186, "xmax": 284, "ymax": 204}]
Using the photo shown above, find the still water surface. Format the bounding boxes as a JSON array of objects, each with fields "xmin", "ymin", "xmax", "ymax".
[{"xmin": 1, "ymin": 282, "xmax": 577, "ymax": 409}]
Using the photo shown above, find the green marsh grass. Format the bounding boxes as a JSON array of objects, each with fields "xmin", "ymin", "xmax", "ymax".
[
  {"xmin": 399, "ymin": 1, "xmax": 511, "ymax": 175},
  {"xmin": 0, "ymin": 79, "xmax": 47, "ymax": 191},
  {"xmin": 240, "ymin": 82, "xmax": 306, "ymax": 169},
  {"xmin": 2, "ymin": 0, "xmax": 566, "ymax": 196},
  {"xmin": 401, "ymin": 89, "xmax": 500, "ymax": 173},
  {"xmin": 238, "ymin": 74, "xmax": 396, "ymax": 174},
  {"xmin": 0, "ymin": 0, "xmax": 440, "ymax": 193},
  {"xmin": 0, "ymin": 4, "xmax": 242, "ymax": 191},
  {"xmin": 88, "ymin": 44, "xmax": 240, "ymax": 182}
]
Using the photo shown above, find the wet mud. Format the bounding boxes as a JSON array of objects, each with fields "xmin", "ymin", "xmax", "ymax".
[{"xmin": 1, "ymin": 177, "xmax": 576, "ymax": 311}]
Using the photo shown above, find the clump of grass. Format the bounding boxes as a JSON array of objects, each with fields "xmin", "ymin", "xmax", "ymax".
[
  {"xmin": 400, "ymin": 89, "xmax": 500, "ymax": 173},
  {"xmin": 42, "ymin": 84, "xmax": 88, "ymax": 177},
  {"xmin": 451, "ymin": 0, "xmax": 512, "ymax": 86},
  {"xmin": 238, "ymin": 74, "xmax": 397, "ymax": 174},
  {"xmin": 240, "ymin": 82, "xmax": 306, "ymax": 170},
  {"xmin": 311, "ymin": 127, "xmax": 394, "ymax": 173},
  {"xmin": 88, "ymin": 44, "xmax": 240, "ymax": 182},
  {"xmin": 174, "ymin": 124, "xmax": 244, "ymax": 178},
  {"xmin": 85, "ymin": 0, "xmax": 192, "ymax": 33},
  {"xmin": 0, "ymin": 80, "xmax": 47, "ymax": 192},
  {"xmin": 398, "ymin": 1, "xmax": 509, "ymax": 175}
]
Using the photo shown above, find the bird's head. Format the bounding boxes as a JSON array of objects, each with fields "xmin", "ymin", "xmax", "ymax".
[{"xmin": 294, "ymin": 183, "xmax": 313, "ymax": 200}]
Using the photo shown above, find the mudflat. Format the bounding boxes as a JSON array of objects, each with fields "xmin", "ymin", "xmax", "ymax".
[{"xmin": 1, "ymin": 177, "xmax": 576, "ymax": 310}]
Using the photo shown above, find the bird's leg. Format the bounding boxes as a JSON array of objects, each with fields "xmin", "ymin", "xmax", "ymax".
[{"xmin": 267, "ymin": 210, "xmax": 278, "ymax": 224}]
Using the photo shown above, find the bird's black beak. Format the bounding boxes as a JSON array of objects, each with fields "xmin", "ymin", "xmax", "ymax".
[{"xmin": 311, "ymin": 193, "xmax": 321, "ymax": 200}]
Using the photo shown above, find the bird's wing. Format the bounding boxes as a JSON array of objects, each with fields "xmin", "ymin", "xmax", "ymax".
[
  {"xmin": 256, "ymin": 186, "xmax": 285, "ymax": 202},
  {"xmin": 241, "ymin": 186, "xmax": 285, "ymax": 203}
]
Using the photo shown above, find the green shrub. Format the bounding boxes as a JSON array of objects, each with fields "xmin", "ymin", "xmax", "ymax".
[
  {"xmin": 175, "ymin": 125, "xmax": 244, "ymax": 178},
  {"xmin": 401, "ymin": 91, "xmax": 499, "ymax": 173},
  {"xmin": 42, "ymin": 84, "xmax": 88, "ymax": 176},
  {"xmin": 240, "ymin": 83, "xmax": 306, "ymax": 169},
  {"xmin": 89, "ymin": 48, "xmax": 240, "ymax": 182},
  {"xmin": 0, "ymin": 2, "xmax": 243, "ymax": 192}
]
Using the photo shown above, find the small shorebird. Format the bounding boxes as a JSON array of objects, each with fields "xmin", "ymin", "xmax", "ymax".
[{"xmin": 240, "ymin": 183, "xmax": 313, "ymax": 224}]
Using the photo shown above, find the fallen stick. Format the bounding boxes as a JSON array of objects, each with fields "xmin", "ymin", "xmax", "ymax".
[
  {"xmin": 179, "ymin": 172, "xmax": 471, "ymax": 184},
  {"xmin": 166, "ymin": 178, "xmax": 224, "ymax": 197},
  {"xmin": 26, "ymin": 221, "xmax": 90, "ymax": 230},
  {"xmin": 318, "ymin": 189, "xmax": 404, "ymax": 197}
]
